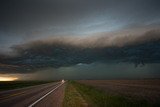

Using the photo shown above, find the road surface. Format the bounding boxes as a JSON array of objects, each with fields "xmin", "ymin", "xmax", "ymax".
[{"xmin": 0, "ymin": 81, "xmax": 66, "ymax": 107}]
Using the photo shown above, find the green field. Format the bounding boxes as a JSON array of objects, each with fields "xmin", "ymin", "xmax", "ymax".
[
  {"xmin": 0, "ymin": 81, "xmax": 56, "ymax": 91},
  {"xmin": 63, "ymin": 81, "xmax": 160, "ymax": 107}
]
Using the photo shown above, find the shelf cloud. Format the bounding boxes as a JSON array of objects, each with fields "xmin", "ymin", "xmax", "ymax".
[
  {"xmin": 0, "ymin": 29, "xmax": 160, "ymax": 74},
  {"xmin": 0, "ymin": 0, "xmax": 160, "ymax": 79}
]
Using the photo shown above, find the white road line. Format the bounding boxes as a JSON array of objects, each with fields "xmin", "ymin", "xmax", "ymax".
[{"xmin": 28, "ymin": 82, "xmax": 65, "ymax": 107}]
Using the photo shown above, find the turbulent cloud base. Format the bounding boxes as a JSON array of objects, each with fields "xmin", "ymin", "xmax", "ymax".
[{"xmin": 0, "ymin": 29, "xmax": 160, "ymax": 74}]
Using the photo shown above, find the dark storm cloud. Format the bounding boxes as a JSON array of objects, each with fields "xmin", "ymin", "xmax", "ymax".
[
  {"xmin": 0, "ymin": 0, "xmax": 160, "ymax": 75},
  {"xmin": 0, "ymin": 29, "xmax": 160, "ymax": 73},
  {"xmin": 0, "ymin": 0, "xmax": 160, "ymax": 54}
]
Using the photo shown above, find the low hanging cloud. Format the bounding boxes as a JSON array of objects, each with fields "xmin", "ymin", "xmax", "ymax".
[{"xmin": 0, "ymin": 29, "xmax": 160, "ymax": 74}]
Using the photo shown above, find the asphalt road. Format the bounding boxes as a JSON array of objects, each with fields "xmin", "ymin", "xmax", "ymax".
[{"xmin": 0, "ymin": 81, "xmax": 65, "ymax": 107}]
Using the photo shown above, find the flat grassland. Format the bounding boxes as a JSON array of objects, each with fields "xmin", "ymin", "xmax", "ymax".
[
  {"xmin": 63, "ymin": 81, "xmax": 89, "ymax": 107},
  {"xmin": 0, "ymin": 81, "xmax": 55, "ymax": 91},
  {"xmin": 76, "ymin": 79, "xmax": 160, "ymax": 107}
]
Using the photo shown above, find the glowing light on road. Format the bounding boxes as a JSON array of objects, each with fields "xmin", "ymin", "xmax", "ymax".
[
  {"xmin": 61, "ymin": 79, "xmax": 65, "ymax": 83},
  {"xmin": 0, "ymin": 77, "xmax": 18, "ymax": 81}
]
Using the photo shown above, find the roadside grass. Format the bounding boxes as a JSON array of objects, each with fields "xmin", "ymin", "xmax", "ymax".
[
  {"xmin": 71, "ymin": 81, "xmax": 155, "ymax": 107},
  {"xmin": 63, "ymin": 81, "xmax": 89, "ymax": 107},
  {"xmin": 0, "ymin": 81, "xmax": 56, "ymax": 91}
]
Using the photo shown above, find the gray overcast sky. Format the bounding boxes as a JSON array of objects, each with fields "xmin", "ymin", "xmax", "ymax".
[{"xmin": 0, "ymin": 0, "xmax": 160, "ymax": 48}]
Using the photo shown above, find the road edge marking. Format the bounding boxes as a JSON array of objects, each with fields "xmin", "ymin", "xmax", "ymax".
[{"xmin": 28, "ymin": 81, "xmax": 65, "ymax": 107}]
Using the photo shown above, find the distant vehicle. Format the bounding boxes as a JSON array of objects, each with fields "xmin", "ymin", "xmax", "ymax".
[{"xmin": 61, "ymin": 79, "xmax": 65, "ymax": 83}]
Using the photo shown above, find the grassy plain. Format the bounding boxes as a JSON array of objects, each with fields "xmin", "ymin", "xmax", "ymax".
[
  {"xmin": 63, "ymin": 80, "xmax": 160, "ymax": 107},
  {"xmin": 76, "ymin": 79, "xmax": 160, "ymax": 107},
  {"xmin": 0, "ymin": 81, "xmax": 55, "ymax": 91},
  {"xmin": 63, "ymin": 81, "xmax": 89, "ymax": 107}
]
